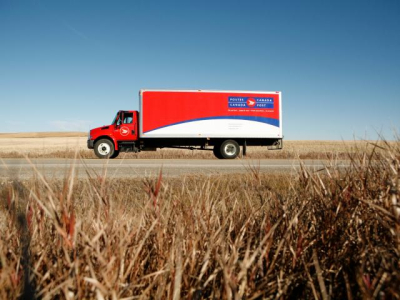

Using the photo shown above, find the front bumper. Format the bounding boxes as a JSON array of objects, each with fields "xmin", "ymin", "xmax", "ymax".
[{"xmin": 87, "ymin": 139, "xmax": 94, "ymax": 149}]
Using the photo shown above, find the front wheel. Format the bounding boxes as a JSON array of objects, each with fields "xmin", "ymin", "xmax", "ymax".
[
  {"xmin": 110, "ymin": 150, "xmax": 119, "ymax": 159},
  {"xmin": 220, "ymin": 140, "xmax": 240, "ymax": 159},
  {"xmin": 94, "ymin": 139, "xmax": 115, "ymax": 159}
]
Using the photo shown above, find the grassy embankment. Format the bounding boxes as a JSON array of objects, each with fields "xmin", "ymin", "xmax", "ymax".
[{"xmin": 0, "ymin": 138, "xmax": 399, "ymax": 298}]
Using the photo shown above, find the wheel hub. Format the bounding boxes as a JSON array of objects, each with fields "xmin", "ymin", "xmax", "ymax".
[
  {"xmin": 98, "ymin": 143, "xmax": 110, "ymax": 155},
  {"xmin": 224, "ymin": 144, "xmax": 236, "ymax": 156}
]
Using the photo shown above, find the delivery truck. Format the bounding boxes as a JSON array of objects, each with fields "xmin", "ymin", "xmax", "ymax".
[{"xmin": 87, "ymin": 89, "xmax": 283, "ymax": 159}]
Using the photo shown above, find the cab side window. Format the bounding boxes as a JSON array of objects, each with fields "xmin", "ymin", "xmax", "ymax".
[{"xmin": 123, "ymin": 113, "xmax": 133, "ymax": 124}]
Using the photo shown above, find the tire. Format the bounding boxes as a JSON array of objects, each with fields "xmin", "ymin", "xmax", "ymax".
[
  {"xmin": 110, "ymin": 150, "xmax": 119, "ymax": 159},
  {"xmin": 220, "ymin": 140, "xmax": 240, "ymax": 159},
  {"xmin": 94, "ymin": 139, "xmax": 115, "ymax": 159},
  {"xmin": 213, "ymin": 145, "xmax": 223, "ymax": 159}
]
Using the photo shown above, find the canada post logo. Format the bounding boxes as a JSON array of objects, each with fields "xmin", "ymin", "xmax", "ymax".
[
  {"xmin": 228, "ymin": 97, "xmax": 274, "ymax": 109},
  {"xmin": 120, "ymin": 126, "xmax": 130, "ymax": 136}
]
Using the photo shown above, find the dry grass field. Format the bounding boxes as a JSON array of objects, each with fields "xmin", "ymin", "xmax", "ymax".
[
  {"xmin": 0, "ymin": 137, "xmax": 399, "ymax": 298},
  {"xmin": 0, "ymin": 133, "xmax": 87, "ymax": 157},
  {"xmin": 0, "ymin": 132, "xmax": 87, "ymax": 138},
  {"xmin": 0, "ymin": 132, "xmax": 398, "ymax": 159}
]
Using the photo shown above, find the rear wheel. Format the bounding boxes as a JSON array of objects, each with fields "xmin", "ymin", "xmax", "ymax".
[
  {"xmin": 213, "ymin": 145, "xmax": 223, "ymax": 159},
  {"xmin": 220, "ymin": 140, "xmax": 240, "ymax": 159},
  {"xmin": 94, "ymin": 139, "xmax": 115, "ymax": 159}
]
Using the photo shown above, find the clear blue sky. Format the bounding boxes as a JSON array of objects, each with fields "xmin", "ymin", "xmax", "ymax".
[{"xmin": 1, "ymin": 0, "xmax": 399, "ymax": 140}]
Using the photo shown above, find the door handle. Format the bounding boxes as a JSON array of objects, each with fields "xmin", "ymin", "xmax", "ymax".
[{"xmin": 132, "ymin": 130, "xmax": 135, "ymax": 135}]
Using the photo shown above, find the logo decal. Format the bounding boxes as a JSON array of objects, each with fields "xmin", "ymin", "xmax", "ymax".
[
  {"xmin": 120, "ymin": 126, "xmax": 130, "ymax": 136},
  {"xmin": 247, "ymin": 98, "xmax": 256, "ymax": 107},
  {"xmin": 228, "ymin": 97, "xmax": 274, "ymax": 109}
]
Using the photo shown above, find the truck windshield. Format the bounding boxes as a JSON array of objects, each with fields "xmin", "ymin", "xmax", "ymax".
[{"xmin": 111, "ymin": 112, "xmax": 119, "ymax": 124}]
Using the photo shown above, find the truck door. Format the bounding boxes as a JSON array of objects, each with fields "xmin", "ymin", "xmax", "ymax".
[{"xmin": 114, "ymin": 111, "xmax": 138, "ymax": 141}]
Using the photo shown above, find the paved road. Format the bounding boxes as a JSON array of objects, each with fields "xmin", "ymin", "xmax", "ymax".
[{"xmin": 0, "ymin": 158, "xmax": 349, "ymax": 179}]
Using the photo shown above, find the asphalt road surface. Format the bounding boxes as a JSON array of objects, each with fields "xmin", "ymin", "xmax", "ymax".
[{"xmin": 0, "ymin": 158, "xmax": 351, "ymax": 180}]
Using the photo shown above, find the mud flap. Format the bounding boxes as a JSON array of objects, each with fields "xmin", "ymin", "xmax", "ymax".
[{"xmin": 242, "ymin": 140, "xmax": 247, "ymax": 157}]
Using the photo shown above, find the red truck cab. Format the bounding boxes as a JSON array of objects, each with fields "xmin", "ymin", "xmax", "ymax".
[{"xmin": 88, "ymin": 110, "xmax": 139, "ymax": 158}]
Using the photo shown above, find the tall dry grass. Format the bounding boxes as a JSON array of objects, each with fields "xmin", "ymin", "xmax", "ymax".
[{"xmin": 0, "ymin": 140, "xmax": 399, "ymax": 299}]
